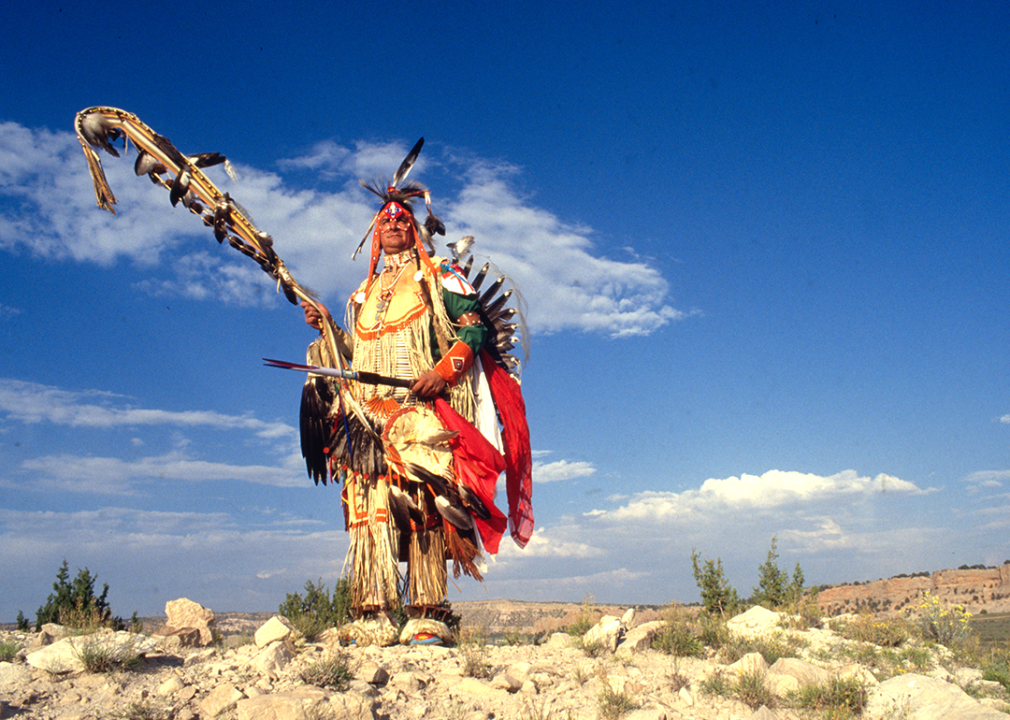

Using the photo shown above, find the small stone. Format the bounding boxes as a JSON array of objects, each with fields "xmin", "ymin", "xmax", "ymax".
[
  {"xmin": 678, "ymin": 687, "xmax": 694, "ymax": 706},
  {"xmin": 359, "ymin": 661, "xmax": 390, "ymax": 685},
  {"xmin": 199, "ymin": 683, "xmax": 243, "ymax": 718},
  {"xmin": 454, "ymin": 677, "xmax": 493, "ymax": 696},
  {"xmin": 491, "ymin": 672, "xmax": 522, "ymax": 692},
  {"xmin": 157, "ymin": 677, "xmax": 186, "ymax": 696}
]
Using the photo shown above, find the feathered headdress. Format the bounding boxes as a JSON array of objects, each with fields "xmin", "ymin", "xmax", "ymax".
[{"xmin": 350, "ymin": 138, "xmax": 447, "ymax": 289}]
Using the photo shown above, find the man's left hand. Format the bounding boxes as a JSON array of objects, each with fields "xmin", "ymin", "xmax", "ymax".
[{"xmin": 411, "ymin": 370, "xmax": 447, "ymax": 398}]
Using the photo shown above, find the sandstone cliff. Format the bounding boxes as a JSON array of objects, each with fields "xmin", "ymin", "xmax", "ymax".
[{"xmin": 817, "ymin": 563, "xmax": 1010, "ymax": 616}]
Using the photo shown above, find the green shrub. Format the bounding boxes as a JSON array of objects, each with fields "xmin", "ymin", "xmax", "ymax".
[
  {"xmin": 33, "ymin": 560, "xmax": 130, "ymax": 631},
  {"xmin": 699, "ymin": 670, "xmax": 733, "ymax": 697},
  {"xmin": 278, "ymin": 578, "xmax": 352, "ymax": 639},
  {"xmin": 501, "ymin": 629, "xmax": 534, "ymax": 646},
  {"xmin": 735, "ymin": 668, "xmax": 775, "ymax": 709},
  {"xmin": 720, "ymin": 633, "xmax": 806, "ymax": 665},
  {"xmin": 788, "ymin": 676, "xmax": 868, "ymax": 716},
  {"xmin": 837, "ymin": 613, "xmax": 911, "ymax": 647},
  {"xmin": 751, "ymin": 536, "xmax": 790, "ymax": 609},
  {"xmin": 598, "ymin": 681, "xmax": 638, "ymax": 720},
  {"xmin": 300, "ymin": 651, "xmax": 355, "ymax": 690},
  {"xmin": 912, "ymin": 591, "xmax": 973, "ymax": 647},
  {"xmin": 653, "ymin": 606, "xmax": 703, "ymax": 657},
  {"xmin": 697, "ymin": 611, "xmax": 732, "ymax": 650},
  {"xmin": 0, "ymin": 639, "xmax": 21, "ymax": 662},
  {"xmin": 700, "ymin": 668, "xmax": 775, "ymax": 709},
  {"xmin": 691, "ymin": 550, "xmax": 740, "ymax": 616},
  {"xmin": 565, "ymin": 594, "xmax": 597, "ymax": 636},
  {"xmin": 74, "ymin": 634, "xmax": 142, "ymax": 673}
]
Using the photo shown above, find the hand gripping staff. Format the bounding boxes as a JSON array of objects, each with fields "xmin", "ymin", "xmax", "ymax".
[{"xmin": 73, "ymin": 107, "xmax": 372, "ymax": 429}]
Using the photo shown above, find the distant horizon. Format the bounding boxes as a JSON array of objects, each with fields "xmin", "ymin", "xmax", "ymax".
[{"xmin": 6, "ymin": 558, "xmax": 1009, "ymax": 626}]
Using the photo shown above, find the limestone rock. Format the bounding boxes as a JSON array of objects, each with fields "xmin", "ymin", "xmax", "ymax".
[
  {"xmin": 583, "ymin": 615, "xmax": 623, "ymax": 652},
  {"xmin": 624, "ymin": 709, "xmax": 667, "ymax": 720},
  {"xmin": 621, "ymin": 607, "xmax": 637, "ymax": 627},
  {"xmin": 491, "ymin": 672, "xmax": 522, "ymax": 692},
  {"xmin": 453, "ymin": 677, "xmax": 493, "ymax": 696},
  {"xmin": 155, "ymin": 626, "xmax": 202, "ymax": 650},
  {"xmin": 25, "ymin": 631, "xmax": 154, "ymax": 674},
  {"xmin": 729, "ymin": 652, "xmax": 769, "ymax": 676},
  {"xmin": 358, "ymin": 661, "xmax": 390, "ymax": 685},
  {"xmin": 158, "ymin": 597, "xmax": 215, "ymax": 646},
  {"xmin": 544, "ymin": 632, "xmax": 577, "ymax": 649},
  {"xmin": 865, "ymin": 673, "xmax": 1007, "ymax": 720},
  {"xmin": 157, "ymin": 677, "xmax": 186, "ymax": 696},
  {"xmin": 236, "ymin": 689, "xmax": 317, "ymax": 720},
  {"xmin": 617, "ymin": 620, "xmax": 665, "ymax": 656},
  {"xmin": 726, "ymin": 606, "xmax": 782, "ymax": 638},
  {"xmin": 0, "ymin": 662, "xmax": 31, "ymax": 693},
  {"xmin": 768, "ymin": 657, "xmax": 830, "ymax": 686},
  {"xmin": 255, "ymin": 616, "xmax": 296, "ymax": 648},
  {"xmin": 252, "ymin": 641, "xmax": 294, "ymax": 676},
  {"xmin": 835, "ymin": 662, "xmax": 879, "ymax": 687},
  {"xmin": 199, "ymin": 682, "xmax": 244, "ymax": 718},
  {"xmin": 678, "ymin": 686, "xmax": 694, "ymax": 706}
]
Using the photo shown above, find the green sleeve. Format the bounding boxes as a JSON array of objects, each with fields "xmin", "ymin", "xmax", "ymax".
[{"xmin": 441, "ymin": 288, "xmax": 487, "ymax": 356}]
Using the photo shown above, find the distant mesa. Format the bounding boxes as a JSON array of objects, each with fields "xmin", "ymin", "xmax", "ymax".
[{"xmin": 816, "ymin": 563, "xmax": 1010, "ymax": 616}]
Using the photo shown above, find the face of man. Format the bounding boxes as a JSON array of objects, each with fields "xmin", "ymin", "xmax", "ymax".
[{"xmin": 378, "ymin": 203, "xmax": 414, "ymax": 254}]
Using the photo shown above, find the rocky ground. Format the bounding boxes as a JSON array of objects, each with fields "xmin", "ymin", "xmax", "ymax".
[{"xmin": 1, "ymin": 604, "xmax": 1008, "ymax": 720}]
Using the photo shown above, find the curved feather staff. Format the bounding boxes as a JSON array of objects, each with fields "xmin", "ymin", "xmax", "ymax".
[{"xmin": 73, "ymin": 106, "xmax": 370, "ymax": 428}]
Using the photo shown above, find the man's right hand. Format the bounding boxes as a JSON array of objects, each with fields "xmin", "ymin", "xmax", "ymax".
[{"xmin": 301, "ymin": 301, "xmax": 331, "ymax": 331}]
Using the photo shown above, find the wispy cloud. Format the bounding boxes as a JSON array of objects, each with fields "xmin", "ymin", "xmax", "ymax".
[
  {"xmin": 533, "ymin": 459, "xmax": 596, "ymax": 484},
  {"xmin": 0, "ymin": 378, "xmax": 293, "ymax": 439},
  {"xmin": 964, "ymin": 470, "xmax": 1010, "ymax": 491},
  {"xmin": 0, "ymin": 506, "xmax": 349, "ymax": 615},
  {"xmin": 0, "ymin": 122, "xmax": 688, "ymax": 337},
  {"xmin": 18, "ymin": 450, "xmax": 304, "ymax": 495}
]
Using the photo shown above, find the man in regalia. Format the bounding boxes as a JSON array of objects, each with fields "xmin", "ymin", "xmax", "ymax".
[{"xmin": 301, "ymin": 168, "xmax": 532, "ymax": 646}]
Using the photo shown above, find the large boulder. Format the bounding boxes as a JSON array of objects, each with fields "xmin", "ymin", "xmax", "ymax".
[
  {"xmin": 865, "ymin": 673, "xmax": 1007, "ymax": 720},
  {"xmin": 726, "ymin": 606, "xmax": 782, "ymax": 638},
  {"xmin": 236, "ymin": 688, "xmax": 377, "ymax": 720},
  {"xmin": 255, "ymin": 616, "xmax": 296, "ymax": 648},
  {"xmin": 583, "ymin": 615, "xmax": 624, "ymax": 652},
  {"xmin": 154, "ymin": 598, "xmax": 215, "ymax": 646}
]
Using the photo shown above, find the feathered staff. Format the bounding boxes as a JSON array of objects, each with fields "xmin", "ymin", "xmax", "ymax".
[{"xmin": 73, "ymin": 106, "xmax": 368, "ymax": 424}]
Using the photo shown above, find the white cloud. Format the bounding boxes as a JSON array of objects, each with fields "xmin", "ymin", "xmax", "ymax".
[
  {"xmin": 0, "ymin": 378, "xmax": 293, "ymax": 439},
  {"xmin": 533, "ymin": 459, "xmax": 596, "ymax": 483},
  {"xmin": 0, "ymin": 303, "xmax": 20, "ymax": 319},
  {"xmin": 999, "ymin": 415, "xmax": 1010, "ymax": 425},
  {"xmin": 0, "ymin": 122, "xmax": 688, "ymax": 337},
  {"xmin": 495, "ymin": 526, "xmax": 606, "ymax": 560},
  {"xmin": 590, "ymin": 469, "xmax": 927, "ymax": 524},
  {"xmin": 19, "ymin": 450, "xmax": 305, "ymax": 494},
  {"xmin": 964, "ymin": 470, "xmax": 1009, "ymax": 490},
  {"xmin": 0, "ymin": 506, "xmax": 349, "ymax": 616}
]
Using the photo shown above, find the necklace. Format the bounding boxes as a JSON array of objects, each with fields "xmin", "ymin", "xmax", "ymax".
[{"xmin": 373, "ymin": 254, "xmax": 413, "ymax": 323}]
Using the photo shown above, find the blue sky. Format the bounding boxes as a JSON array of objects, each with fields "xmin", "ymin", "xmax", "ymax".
[{"xmin": 1, "ymin": 1, "xmax": 1008, "ymax": 621}]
